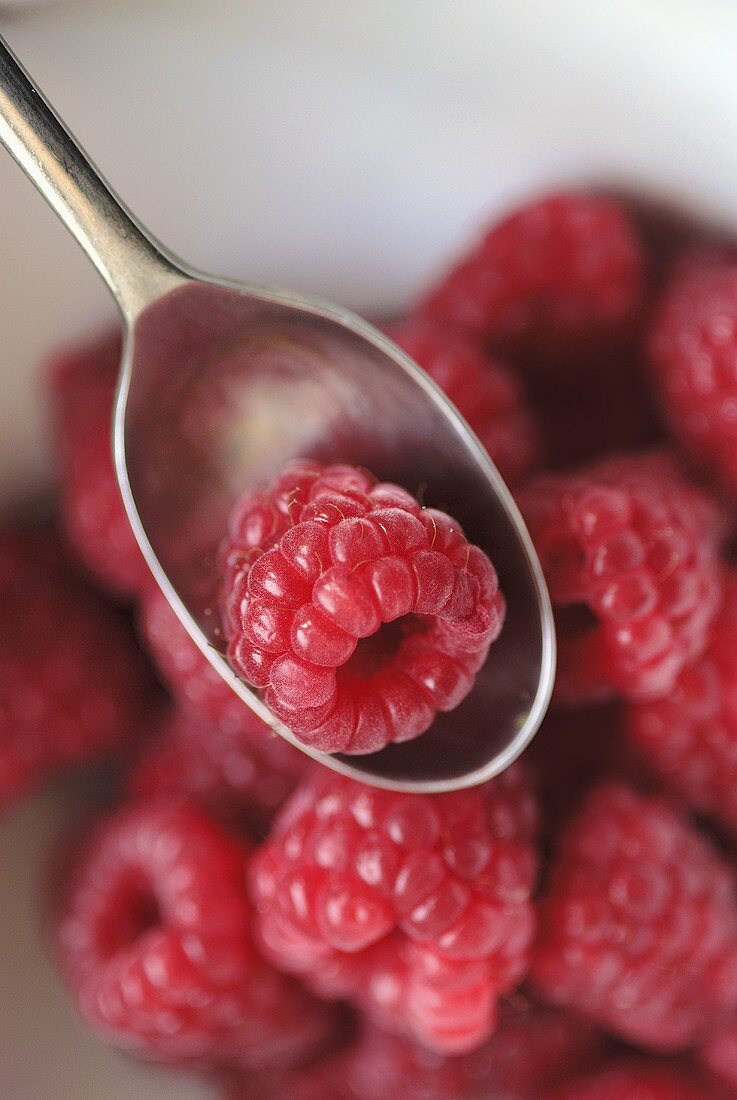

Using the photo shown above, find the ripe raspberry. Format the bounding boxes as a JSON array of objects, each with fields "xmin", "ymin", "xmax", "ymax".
[
  {"xmin": 224, "ymin": 1005, "xmax": 604, "ymax": 1100},
  {"xmin": 0, "ymin": 519, "xmax": 157, "ymax": 808},
  {"xmin": 384, "ymin": 317, "xmax": 537, "ymax": 483},
  {"xmin": 532, "ymin": 783, "xmax": 737, "ymax": 1051},
  {"xmin": 47, "ymin": 329, "xmax": 150, "ymax": 598},
  {"xmin": 139, "ymin": 583, "xmax": 267, "ymax": 737},
  {"xmin": 221, "ymin": 460, "xmax": 505, "ymax": 754},
  {"xmin": 249, "ymin": 765, "xmax": 538, "ymax": 1055},
  {"xmin": 518, "ymin": 452, "xmax": 723, "ymax": 703},
  {"xmin": 55, "ymin": 798, "xmax": 335, "ymax": 1070},
  {"xmin": 418, "ymin": 192, "xmax": 645, "ymax": 369},
  {"xmin": 546, "ymin": 1063, "xmax": 715, "ymax": 1100},
  {"xmin": 130, "ymin": 705, "xmax": 307, "ymax": 836},
  {"xmin": 649, "ymin": 253, "xmax": 737, "ymax": 494},
  {"xmin": 627, "ymin": 570, "xmax": 737, "ymax": 837}
]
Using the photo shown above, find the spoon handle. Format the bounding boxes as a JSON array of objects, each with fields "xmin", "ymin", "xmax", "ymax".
[{"xmin": 0, "ymin": 34, "xmax": 185, "ymax": 317}]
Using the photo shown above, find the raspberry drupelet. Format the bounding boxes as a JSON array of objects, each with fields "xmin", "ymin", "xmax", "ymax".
[
  {"xmin": 385, "ymin": 317, "xmax": 537, "ymax": 484},
  {"xmin": 47, "ymin": 328, "xmax": 150, "ymax": 599},
  {"xmin": 628, "ymin": 570, "xmax": 737, "ymax": 837},
  {"xmin": 545, "ymin": 1063, "xmax": 717, "ymax": 1100},
  {"xmin": 248, "ymin": 764, "xmax": 538, "ymax": 1055},
  {"xmin": 418, "ymin": 191, "xmax": 645, "ymax": 370},
  {"xmin": 55, "ymin": 798, "xmax": 335, "ymax": 1071},
  {"xmin": 220, "ymin": 460, "xmax": 505, "ymax": 754},
  {"xmin": 130, "ymin": 705, "xmax": 307, "ymax": 836},
  {"xmin": 518, "ymin": 452, "xmax": 723, "ymax": 704},
  {"xmin": 649, "ymin": 253, "xmax": 737, "ymax": 494},
  {"xmin": 0, "ymin": 519, "xmax": 157, "ymax": 808},
  {"xmin": 531, "ymin": 783, "xmax": 737, "ymax": 1051}
]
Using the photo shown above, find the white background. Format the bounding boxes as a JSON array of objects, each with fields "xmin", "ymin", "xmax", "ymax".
[{"xmin": 1, "ymin": 2, "xmax": 737, "ymax": 1096}]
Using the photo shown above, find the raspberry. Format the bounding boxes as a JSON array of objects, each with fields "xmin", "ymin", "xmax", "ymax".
[
  {"xmin": 249, "ymin": 765, "xmax": 538, "ymax": 1054},
  {"xmin": 627, "ymin": 570, "xmax": 737, "ymax": 837},
  {"xmin": 385, "ymin": 317, "xmax": 537, "ymax": 483},
  {"xmin": 0, "ymin": 519, "xmax": 157, "ymax": 808},
  {"xmin": 649, "ymin": 253, "xmax": 737, "ymax": 494},
  {"xmin": 55, "ymin": 798, "xmax": 335, "ymax": 1070},
  {"xmin": 532, "ymin": 782, "xmax": 737, "ymax": 1051},
  {"xmin": 224, "ymin": 1005, "xmax": 604, "ymax": 1100},
  {"xmin": 418, "ymin": 192, "xmax": 645, "ymax": 369},
  {"xmin": 130, "ymin": 705, "xmax": 307, "ymax": 836},
  {"xmin": 139, "ymin": 583, "xmax": 265, "ymax": 736},
  {"xmin": 221, "ymin": 460, "xmax": 505, "ymax": 754},
  {"xmin": 546, "ymin": 1063, "xmax": 715, "ymax": 1100},
  {"xmin": 47, "ymin": 329, "xmax": 150, "ymax": 598},
  {"xmin": 518, "ymin": 452, "xmax": 723, "ymax": 703}
]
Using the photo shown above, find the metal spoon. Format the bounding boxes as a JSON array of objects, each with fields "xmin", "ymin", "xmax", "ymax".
[{"xmin": 0, "ymin": 35, "xmax": 554, "ymax": 792}]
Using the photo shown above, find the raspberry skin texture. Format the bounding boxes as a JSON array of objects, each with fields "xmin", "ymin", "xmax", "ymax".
[
  {"xmin": 518, "ymin": 452, "xmax": 723, "ymax": 703},
  {"xmin": 385, "ymin": 317, "xmax": 537, "ymax": 484},
  {"xmin": 546, "ymin": 1063, "xmax": 716, "ymax": 1100},
  {"xmin": 531, "ymin": 782, "xmax": 737, "ymax": 1051},
  {"xmin": 649, "ymin": 254, "xmax": 737, "ymax": 494},
  {"xmin": 248, "ymin": 764, "xmax": 538, "ymax": 1055},
  {"xmin": 55, "ymin": 798, "xmax": 334, "ymax": 1070},
  {"xmin": 130, "ymin": 705, "xmax": 307, "ymax": 836},
  {"xmin": 0, "ymin": 520, "xmax": 157, "ymax": 808},
  {"xmin": 139, "ymin": 583, "xmax": 270, "ymax": 738},
  {"xmin": 47, "ymin": 329, "xmax": 150, "ymax": 598},
  {"xmin": 221, "ymin": 460, "xmax": 505, "ymax": 755},
  {"xmin": 628, "ymin": 570, "xmax": 737, "ymax": 837},
  {"xmin": 418, "ymin": 191, "xmax": 645, "ymax": 369}
]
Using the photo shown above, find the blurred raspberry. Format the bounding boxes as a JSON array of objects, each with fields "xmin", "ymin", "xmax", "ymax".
[
  {"xmin": 55, "ymin": 797, "xmax": 336, "ymax": 1070},
  {"xmin": 221, "ymin": 460, "xmax": 505, "ymax": 754},
  {"xmin": 628, "ymin": 569, "xmax": 737, "ymax": 837},
  {"xmin": 519, "ymin": 452, "xmax": 723, "ymax": 703},
  {"xmin": 0, "ymin": 518, "xmax": 157, "ymax": 808},
  {"xmin": 130, "ymin": 705, "xmax": 307, "ymax": 837},
  {"xmin": 649, "ymin": 253, "xmax": 737, "ymax": 494},
  {"xmin": 546, "ymin": 1062, "xmax": 716, "ymax": 1100},
  {"xmin": 249, "ymin": 765, "xmax": 538, "ymax": 1054},
  {"xmin": 532, "ymin": 783, "xmax": 737, "ymax": 1051},
  {"xmin": 385, "ymin": 317, "xmax": 537, "ymax": 483},
  {"xmin": 418, "ymin": 191, "xmax": 645, "ymax": 371},
  {"xmin": 47, "ymin": 328, "xmax": 150, "ymax": 598}
]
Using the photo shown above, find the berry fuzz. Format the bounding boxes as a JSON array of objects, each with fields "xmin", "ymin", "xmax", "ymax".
[{"xmin": 221, "ymin": 460, "xmax": 505, "ymax": 754}]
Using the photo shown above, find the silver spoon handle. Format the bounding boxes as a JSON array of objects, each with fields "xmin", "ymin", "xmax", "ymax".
[{"xmin": 0, "ymin": 34, "xmax": 184, "ymax": 317}]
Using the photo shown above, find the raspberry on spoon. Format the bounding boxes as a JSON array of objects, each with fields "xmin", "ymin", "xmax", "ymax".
[{"xmin": 220, "ymin": 460, "xmax": 505, "ymax": 754}]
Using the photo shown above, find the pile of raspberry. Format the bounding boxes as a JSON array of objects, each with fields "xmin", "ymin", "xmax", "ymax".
[{"xmin": 6, "ymin": 187, "xmax": 737, "ymax": 1097}]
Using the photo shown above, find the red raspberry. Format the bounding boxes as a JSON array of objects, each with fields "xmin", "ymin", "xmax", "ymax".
[
  {"xmin": 384, "ymin": 317, "xmax": 537, "ymax": 483},
  {"xmin": 0, "ymin": 519, "xmax": 157, "ymax": 808},
  {"xmin": 532, "ymin": 783, "xmax": 737, "ymax": 1051},
  {"xmin": 130, "ymin": 705, "xmax": 307, "ymax": 836},
  {"xmin": 546, "ymin": 1063, "xmax": 715, "ymax": 1100},
  {"xmin": 139, "ymin": 583, "xmax": 265, "ymax": 736},
  {"xmin": 649, "ymin": 253, "xmax": 737, "ymax": 494},
  {"xmin": 518, "ymin": 452, "xmax": 723, "ymax": 703},
  {"xmin": 55, "ymin": 798, "xmax": 335, "ymax": 1070},
  {"xmin": 418, "ymin": 192, "xmax": 645, "ymax": 369},
  {"xmin": 224, "ymin": 1005, "xmax": 604, "ymax": 1100},
  {"xmin": 47, "ymin": 329, "xmax": 150, "ymax": 598},
  {"xmin": 249, "ymin": 765, "xmax": 538, "ymax": 1055},
  {"xmin": 221, "ymin": 460, "xmax": 505, "ymax": 754},
  {"xmin": 627, "ymin": 570, "xmax": 737, "ymax": 838}
]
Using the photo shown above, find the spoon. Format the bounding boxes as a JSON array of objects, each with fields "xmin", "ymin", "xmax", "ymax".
[{"xmin": 0, "ymin": 35, "xmax": 555, "ymax": 792}]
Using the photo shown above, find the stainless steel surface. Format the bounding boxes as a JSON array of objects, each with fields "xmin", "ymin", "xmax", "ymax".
[{"xmin": 0, "ymin": 33, "xmax": 555, "ymax": 791}]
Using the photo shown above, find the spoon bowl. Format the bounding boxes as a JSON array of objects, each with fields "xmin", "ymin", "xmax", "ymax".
[{"xmin": 0, "ymin": 35, "xmax": 555, "ymax": 791}]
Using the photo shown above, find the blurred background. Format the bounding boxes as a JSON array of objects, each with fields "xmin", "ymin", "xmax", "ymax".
[{"xmin": 2, "ymin": 1, "xmax": 737, "ymax": 1096}]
